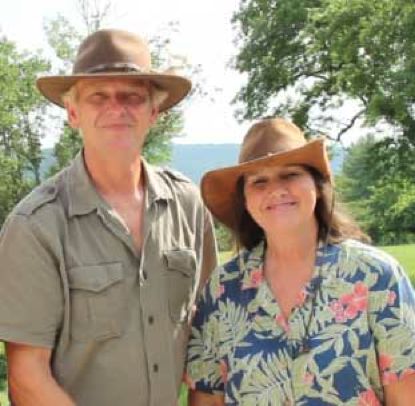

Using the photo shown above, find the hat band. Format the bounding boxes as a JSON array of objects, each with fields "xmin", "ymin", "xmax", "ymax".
[{"xmin": 81, "ymin": 62, "xmax": 149, "ymax": 74}]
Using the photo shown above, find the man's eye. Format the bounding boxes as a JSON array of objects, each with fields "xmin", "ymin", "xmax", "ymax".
[
  {"xmin": 125, "ymin": 94, "xmax": 146, "ymax": 104},
  {"xmin": 89, "ymin": 93, "xmax": 106, "ymax": 103}
]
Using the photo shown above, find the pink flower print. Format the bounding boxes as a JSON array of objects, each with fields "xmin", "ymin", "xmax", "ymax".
[
  {"xmin": 242, "ymin": 267, "xmax": 263, "ymax": 290},
  {"xmin": 216, "ymin": 284, "xmax": 225, "ymax": 298},
  {"xmin": 219, "ymin": 359, "xmax": 228, "ymax": 384},
  {"xmin": 358, "ymin": 389, "xmax": 381, "ymax": 406},
  {"xmin": 333, "ymin": 282, "xmax": 369, "ymax": 322},
  {"xmin": 250, "ymin": 268, "xmax": 263, "ymax": 287},
  {"xmin": 354, "ymin": 281, "xmax": 369, "ymax": 296},
  {"xmin": 382, "ymin": 371, "xmax": 398, "ymax": 385},
  {"xmin": 182, "ymin": 372, "xmax": 195, "ymax": 390},
  {"xmin": 275, "ymin": 314, "xmax": 290, "ymax": 332},
  {"xmin": 303, "ymin": 372, "xmax": 314, "ymax": 385},
  {"xmin": 401, "ymin": 368, "xmax": 415, "ymax": 379},
  {"xmin": 295, "ymin": 289, "xmax": 308, "ymax": 307},
  {"xmin": 339, "ymin": 293, "xmax": 354, "ymax": 305},
  {"xmin": 379, "ymin": 353, "xmax": 393, "ymax": 372},
  {"xmin": 387, "ymin": 290, "xmax": 397, "ymax": 305},
  {"xmin": 344, "ymin": 302, "xmax": 359, "ymax": 319},
  {"xmin": 329, "ymin": 300, "xmax": 347, "ymax": 323}
]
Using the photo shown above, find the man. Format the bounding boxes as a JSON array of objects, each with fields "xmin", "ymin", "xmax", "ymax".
[{"xmin": 0, "ymin": 29, "xmax": 217, "ymax": 406}]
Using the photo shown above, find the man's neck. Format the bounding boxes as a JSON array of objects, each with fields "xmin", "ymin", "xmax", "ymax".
[{"xmin": 83, "ymin": 149, "xmax": 144, "ymax": 198}]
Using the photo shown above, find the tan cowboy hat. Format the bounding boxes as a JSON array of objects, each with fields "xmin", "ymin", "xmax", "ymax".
[
  {"xmin": 201, "ymin": 117, "xmax": 332, "ymax": 230},
  {"xmin": 36, "ymin": 29, "xmax": 191, "ymax": 112}
]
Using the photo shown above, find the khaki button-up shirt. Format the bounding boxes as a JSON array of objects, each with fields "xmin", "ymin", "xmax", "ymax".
[{"xmin": 0, "ymin": 153, "xmax": 217, "ymax": 405}]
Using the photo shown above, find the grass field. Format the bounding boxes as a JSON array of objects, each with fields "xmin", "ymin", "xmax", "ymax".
[{"xmin": 381, "ymin": 244, "xmax": 415, "ymax": 285}]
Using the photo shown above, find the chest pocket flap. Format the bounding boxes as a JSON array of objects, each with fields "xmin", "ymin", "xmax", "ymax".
[
  {"xmin": 164, "ymin": 249, "xmax": 196, "ymax": 277},
  {"xmin": 67, "ymin": 262, "xmax": 125, "ymax": 341},
  {"xmin": 164, "ymin": 249, "xmax": 197, "ymax": 322},
  {"xmin": 68, "ymin": 263, "xmax": 123, "ymax": 292}
]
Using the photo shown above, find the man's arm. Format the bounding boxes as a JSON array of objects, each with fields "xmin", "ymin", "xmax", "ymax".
[
  {"xmin": 189, "ymin": 390, "xmax": 225, "ymax": 406},
  {"xmin": 384, "ymin": 374, "xmax": 415, "ymax": 406},
  {"xmin": 6, "ymin": 342, "xmax": 75, "ymax": 406},
  {"xmin": 199, "ymin": 210, "xmax": 218, "ymax": 289}
]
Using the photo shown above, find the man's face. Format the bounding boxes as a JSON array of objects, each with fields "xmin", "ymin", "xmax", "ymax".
[{"xmin": 66, "ymin": 78, "xmax": 159, "ymax": 159}]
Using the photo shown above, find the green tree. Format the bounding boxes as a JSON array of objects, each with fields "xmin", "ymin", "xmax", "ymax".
[
  {"xmin": 232, "ymin": 0, "xmax": 415, "ymax": 144},
  {"xmin": 0, "ymin": 37, "xmax": 50, "ymax": 225},
  {"xmin": 337, "ymin": 135, "xmax": 415, "ymax": 244}
]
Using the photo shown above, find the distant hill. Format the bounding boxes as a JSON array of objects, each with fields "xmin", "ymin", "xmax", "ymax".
[
  {"xmin": 166, "ymin": 144, "xmax": 240, "ymax": 184},
  {"xmin": 167, "ymin": 143, "xmax": 345, "ymax": 184},
  {"xmin": 41, "ymin": 143, "xmax": 345, "ymax": 184}
]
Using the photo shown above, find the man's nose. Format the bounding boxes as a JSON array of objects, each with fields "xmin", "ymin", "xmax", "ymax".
[{"xmin": 106, "ymin": 95, "xmax": 127, "ymax": 111}]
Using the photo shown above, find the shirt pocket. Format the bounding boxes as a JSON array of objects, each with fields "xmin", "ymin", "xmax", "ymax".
[
  {"xmin": 68, "ymin": 262, "xmax": 126, "ymax": 341},
  {"xmin": 163, "ymin": 249, "xmax": 196, "ymax": 323}
]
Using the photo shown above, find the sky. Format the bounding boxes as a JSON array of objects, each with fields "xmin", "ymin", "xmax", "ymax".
[{"xmin": 0, "ymin": 0, "xmax": 251, "ymax": 146}]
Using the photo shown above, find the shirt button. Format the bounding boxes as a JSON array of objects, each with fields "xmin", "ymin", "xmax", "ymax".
[
  {"xmin": 148, "ymin": 316, "xmax": 154, "ymax": 324},
  {"xmin": 153, "ymin": 363, "xmax": 159, "ymax": 373}
]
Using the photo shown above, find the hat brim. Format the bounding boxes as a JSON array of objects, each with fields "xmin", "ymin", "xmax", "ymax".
[
  {"xmin": 36, "ymin": 71, "xmax": 191, "ymax": 112},
  {"xmin": 201, "ymin": 139, "xmax": 332, "ymax": 231}
]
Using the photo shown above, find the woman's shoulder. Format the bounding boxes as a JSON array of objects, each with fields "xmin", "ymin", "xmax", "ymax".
[{"xmin": 335, "ymin": 239, "xmax": 405, "ymax": 282}]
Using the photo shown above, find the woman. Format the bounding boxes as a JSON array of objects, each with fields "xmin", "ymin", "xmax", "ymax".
[{"xmin": 185, "ymin": 118, "xmax": 415, "ymax": 405}]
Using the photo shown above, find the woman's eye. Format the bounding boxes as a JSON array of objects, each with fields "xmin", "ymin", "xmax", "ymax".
[
  {"xmin": 281, "ymin": 172, "xmax": 300, "ymax": 180},
  {"xmin": 250, "ymin": 178, "xmax": 267, "ymax": 186}
]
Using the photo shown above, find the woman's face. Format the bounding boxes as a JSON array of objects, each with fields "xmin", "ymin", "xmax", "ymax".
[{"xmin": 244, "ymin": 165, "xmax": 319, "ymax": 237}]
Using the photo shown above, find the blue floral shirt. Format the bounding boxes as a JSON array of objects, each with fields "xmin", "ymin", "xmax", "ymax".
[{"xmin": 185, "ymin": 240, "xmax": 415, "ymax": 405}]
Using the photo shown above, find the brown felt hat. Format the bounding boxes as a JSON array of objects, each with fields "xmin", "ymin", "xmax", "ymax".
[
  {"xmin": 36, "ymin": 29, "xmax": 191, "ymax": 112},
  {"xmin": 201, "ymin": 117, "xmax": 332, "ymax": 230}
]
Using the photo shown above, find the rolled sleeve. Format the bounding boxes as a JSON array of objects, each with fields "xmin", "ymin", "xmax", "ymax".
[{"xmin": 0, "ymin": 214, "xmax": 63, "ymax": 348}]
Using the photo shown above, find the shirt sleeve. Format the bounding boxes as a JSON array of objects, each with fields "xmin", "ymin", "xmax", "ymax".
[
  {"xmin": 0, "ymin": 213, "xmax": 64, "ymax": 348},
  {"xmin": 199, "ymin": 208, "xmax": 218, "ymax": 290},
  {"xmin": 185, "ymin": 267, "xmax": 224, "ymax": 394},
  {"xmin": 369, "ymin": 258, "xmax": 415, "ymax": 385}
]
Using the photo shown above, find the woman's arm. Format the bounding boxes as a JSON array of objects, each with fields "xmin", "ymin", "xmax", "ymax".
[
  {"xmin": 384, "ymin": 373, "xmax": 415, "ymax": 405},
  {"xmin": 189, "ymin": 389, "xmax": 225, "ymax": 406}
]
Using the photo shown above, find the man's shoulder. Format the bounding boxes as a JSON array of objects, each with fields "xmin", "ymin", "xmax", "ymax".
[
  {"xmin": 155, "ymin": 166, "xmax": 193, "ymax": 184},
  {"xmin": 148, "ymin": 164, "xmax": 199, "ymax": 195},
  {"xmin": 14, "ymin": 169, "xmax": 68, "ymax": 217}
]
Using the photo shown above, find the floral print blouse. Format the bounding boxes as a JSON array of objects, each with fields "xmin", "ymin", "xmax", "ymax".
[{"xmin": 185, "ymin": 240, "xmax": 415, "ymax": 405}]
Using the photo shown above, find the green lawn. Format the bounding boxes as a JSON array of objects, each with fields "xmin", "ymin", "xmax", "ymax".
[{"xmin": 380, "ymin": 244, "xmax": 415, "ymax": 285}]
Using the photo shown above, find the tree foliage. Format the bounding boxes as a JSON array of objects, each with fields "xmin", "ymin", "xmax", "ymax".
[
  {"xmin": 0, "ymin": 37, "xmax": 50, "ymax": 225},
  {"xmin": 337, "ymin": 135, "xmax": 415, "ymax": 244},
  {"xmin": 233, "ymin": 0, "xmax": 415, "ymax": 144}
]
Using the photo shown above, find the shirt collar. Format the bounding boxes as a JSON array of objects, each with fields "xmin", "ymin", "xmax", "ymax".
[
  {"xmin": 67, "ymin": 152, "xmax": 173, "ymax": 217},
  {"xmin": 239, "ymin": 240, "xmax": 339, "ymax": 290}
]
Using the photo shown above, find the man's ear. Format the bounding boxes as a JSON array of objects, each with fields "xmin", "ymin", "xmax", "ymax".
[
  {"xmin": 149, "ymin": 105, "xmax": 159, "ymax": 127},
  {"xmin": 65, "ymin": 102, "xmax": 79, "ymax": 129}
]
